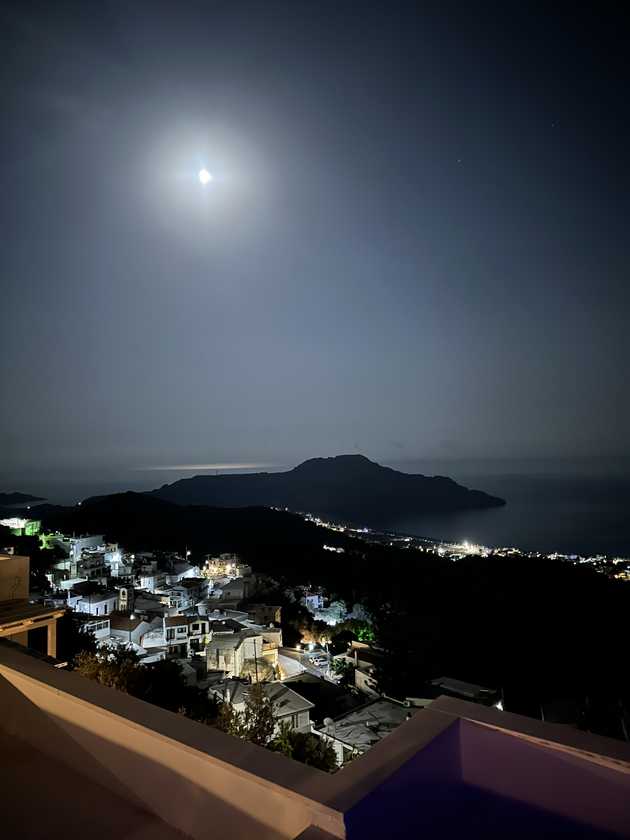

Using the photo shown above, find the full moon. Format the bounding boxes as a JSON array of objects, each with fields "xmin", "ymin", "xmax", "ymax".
[{"xmin": 198, "ymin": 168, "xmax": 213, "ymax": 185}]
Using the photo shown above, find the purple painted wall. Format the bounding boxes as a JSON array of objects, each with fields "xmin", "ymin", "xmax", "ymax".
[
  {"xmin": 460, "ymin": 720, "xmax": 630, "ymax": 837},
  {"xmin": 345, "ymin": 719, "xmax": 628, "ymax": 838}
]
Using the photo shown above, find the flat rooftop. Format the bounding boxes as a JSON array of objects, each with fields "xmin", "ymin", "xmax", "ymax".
[
  {"xmin": 316, "ymin": 698, "xmax": 411, "ymax": 752},
  {"xmin": 431, "ymin": 675, "xmax": 498, "ymax": 700}
]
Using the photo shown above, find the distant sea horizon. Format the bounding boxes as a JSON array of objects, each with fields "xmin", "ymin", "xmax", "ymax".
[
  {"xmin": 381, "ymin": 457, "xmax": 630, "ymax": 557},
  {"xmin": 2, "ymin": 456, "xmax": 630, "ymax": 558}
]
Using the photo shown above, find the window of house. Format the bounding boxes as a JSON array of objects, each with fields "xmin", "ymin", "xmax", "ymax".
[
  {"xmin": 166, "ymin": 629, "xmax": 175, "ymax": 641},
  {"xmin": 103, "ymin": 604, "xmax": 108, "ymax": 614}
]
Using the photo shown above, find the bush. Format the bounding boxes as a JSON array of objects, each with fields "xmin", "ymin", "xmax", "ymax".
[
  {"xmin": 74, "ymin": 648, "xmax": 219, "ymax": 724},
  {"xmin": 270, "ymin": 721, "xmax": 337, "ymax": 772}
]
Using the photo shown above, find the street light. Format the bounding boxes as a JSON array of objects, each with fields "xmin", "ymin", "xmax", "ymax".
[{"xmin": 128, "ymin": 613, "xmax": 136, "ymax": 649}]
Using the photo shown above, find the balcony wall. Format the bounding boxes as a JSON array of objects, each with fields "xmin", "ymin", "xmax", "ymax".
[
  {"xmin": 1, "ymin": 641, "xmax": 630, "ymax": 839},
  {"xmin": 0, "ymin": 642, "xmax": 343, "ymax": 840}
]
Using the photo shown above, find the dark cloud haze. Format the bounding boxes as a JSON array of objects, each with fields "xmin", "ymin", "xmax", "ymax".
[{"xmin": 1, "ymin": 2, "xmax": 628, "ymax": 486}]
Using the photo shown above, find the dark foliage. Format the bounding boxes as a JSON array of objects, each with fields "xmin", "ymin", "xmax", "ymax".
[
  {"xmin": 270, "ymin": 721, "xmax": 338, "ymax": 771},
  {"xmin": 36, "ymin": 493, "xmax": 344, "ymax": 559},
  {"xmin": 75, "ymin": 648, "xmax": 219, "ymax": 724},
  {"xmin": 215, "ymin": 682, "xmax": 275, "ymax": 746},
  {"xmin": 56, "ymin": 610, "xmax": 97, "ymax": 661}
]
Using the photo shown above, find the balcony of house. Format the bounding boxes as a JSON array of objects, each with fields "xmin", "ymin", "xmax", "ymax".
[
  {"xmin": 0, "ymin": 600, "xmax": 65, "ymax": 658},
  {"xmin": 1, "ymin": 639, "xmax": 630, "ymax": 839}
]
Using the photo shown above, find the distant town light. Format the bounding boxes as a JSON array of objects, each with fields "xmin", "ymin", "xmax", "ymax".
[{"xmin": 198, "ymin": 168, "xmax": 213, "ymax": 185}]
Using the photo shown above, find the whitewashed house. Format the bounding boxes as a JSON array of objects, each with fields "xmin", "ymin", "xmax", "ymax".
[
  {"xmin": 210, "ymin": 679, "xmax": 314, "ymax": 735},
  {"xmin": 67, "ymin": 591, "xmax": 118, "ymax": 617}
]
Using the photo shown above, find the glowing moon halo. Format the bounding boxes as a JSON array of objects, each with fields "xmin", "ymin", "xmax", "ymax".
[{"xmin": 198, "ymin": 168, "xmax": 213, "ymax": 185}]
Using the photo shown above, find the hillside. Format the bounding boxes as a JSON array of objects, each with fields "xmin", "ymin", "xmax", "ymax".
[
  {"xmin": 151, "ymin": 454, "xmax": 505, "ymax": 522},
  {"xmin": 35, "ymin": 492, "xmax": 347, "ymax": 559},
  {"xmin": 0, "ymin": 491, "xmax": 45, "ymax": 507}
]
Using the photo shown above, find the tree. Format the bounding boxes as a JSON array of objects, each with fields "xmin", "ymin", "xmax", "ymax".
[
  {"xmin": 216, "ymin": 682, "xmax": 276, "ymax": 747},
  {"xmin": 56, "ymin": 610, "xmax": 97, "ymax": 662},
  {"xmin": 242, "ymin": 683, "xmax": 276, "ymax": 745},
  {"xmin": 75, "ymin": 647, "xmax": 144, "ymax": 693},
  {"xmin": 299, "ymin": 618, "xmax": 332, "ymax": 646},
  {"xmin": 216, "ymin": 699, "xmax": 244, "ymax": 738},
  {"xmin": 74, "ymin": 649, "xmax": 218, "ymax": 724},
  {"xmin": 331, "ymin": 657, "xmax": 355, "ymax": 688},
  {"xmin": 270, "ymin": 721, "xmax": 337, "ymax": 772},
  {"xmin": 330, "ymin": 619, "xmax": 375, "ymax": 644}
]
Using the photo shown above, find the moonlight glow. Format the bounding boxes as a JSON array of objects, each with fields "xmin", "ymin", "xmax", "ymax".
[{"xmin": 198, "ymin": 168, "xmax": 213, "ymax": 185}]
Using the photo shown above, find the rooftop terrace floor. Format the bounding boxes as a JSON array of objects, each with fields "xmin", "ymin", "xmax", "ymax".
[{"xmin": 1, "ymin": 732, "xmax": 186, "ymax": 839}]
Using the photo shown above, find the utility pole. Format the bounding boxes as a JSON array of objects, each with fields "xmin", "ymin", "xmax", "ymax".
[{"xmin": 253, "ymin": 637, "xmax": 259, "ymax": 683}]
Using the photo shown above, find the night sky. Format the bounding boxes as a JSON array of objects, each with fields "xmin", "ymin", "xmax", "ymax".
[{"xmin": 1, "ymin": 2, "xmax": 628, "ymax": 486}]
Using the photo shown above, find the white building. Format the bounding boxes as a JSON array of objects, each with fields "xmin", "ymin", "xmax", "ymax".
[
  {"xmin": 75, "ymin": 614, "xmax": 111, "ymax": 642},
  {"xmin": 166, "ymin": 563, "xmax": 203, "ymax": 585},
  {"xmin": 302, "ymin": 592, "xmax": 325, "ymax": 612},
  {"xmin": 103, "ymin": 546, "xmax": 132, "ymax": 577},
  {"xmin": 215, "ymin": 577, "xmax": 250, "ymax": 601},
  {"xmin": 313, "ymin": 599, "xmax": 347, "ymax": 626},
  {"xmin": 171, "ymin": 578, "xmax": 209, "ymax": 608},
  {"xmin": 163, "ymin": 615, "xmax": 212, "ymax": 656},
  {"xmin": 109, "ymin": 613, "xmax": 163, "ymax": 647},
  {"xmin": 67, "ymin": 591, "xmax": 118, "ymax": 617},
  {"xmin": 138, "ymin": 572, "xmax": 166, "ymax": 593},
  {"xmin": 164, "ymin": 615, "xmax": 189, "ymax": 655},
  {"xmin": 56, "ymin": 576, "xmax": 88, "ymax": 591},
  {"xmin": 206, "ymin": 629, "xmax": 265, "ymax": 679},
  {"xmin": 53, "ymin": 534, "xmax": 104, "ymax": 563},
  {"xmin": 210, "ymin": 679, "xmax": 314, "ymax": 735}
]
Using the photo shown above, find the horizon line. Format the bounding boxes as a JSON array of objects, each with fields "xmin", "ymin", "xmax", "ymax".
[{"xmin": 136, "ymin": 463, "xmax": 279, "ymax": 471}]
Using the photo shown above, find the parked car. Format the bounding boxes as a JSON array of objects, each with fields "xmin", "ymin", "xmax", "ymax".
[{"xmin": 309, "ymin": 655, "xmax": 328, "ymax": 667}]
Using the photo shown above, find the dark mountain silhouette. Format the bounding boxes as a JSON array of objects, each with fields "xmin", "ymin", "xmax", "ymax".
[
  {"xmin": 34, "ymin": 492, "xmax": 346, "ymax": 556},
  {"xmin": 0, "ymin": 491, "xmax": 45, "ymax": 507},
  {"xmin": 151, "ymin": 454, "xmax": 505, "ymax": 522}
]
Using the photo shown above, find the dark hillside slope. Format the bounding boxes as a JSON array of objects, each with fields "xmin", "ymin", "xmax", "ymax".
[{"xmin": 36, "ymin": 492, "xmax": 347, "ymax": 558}]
